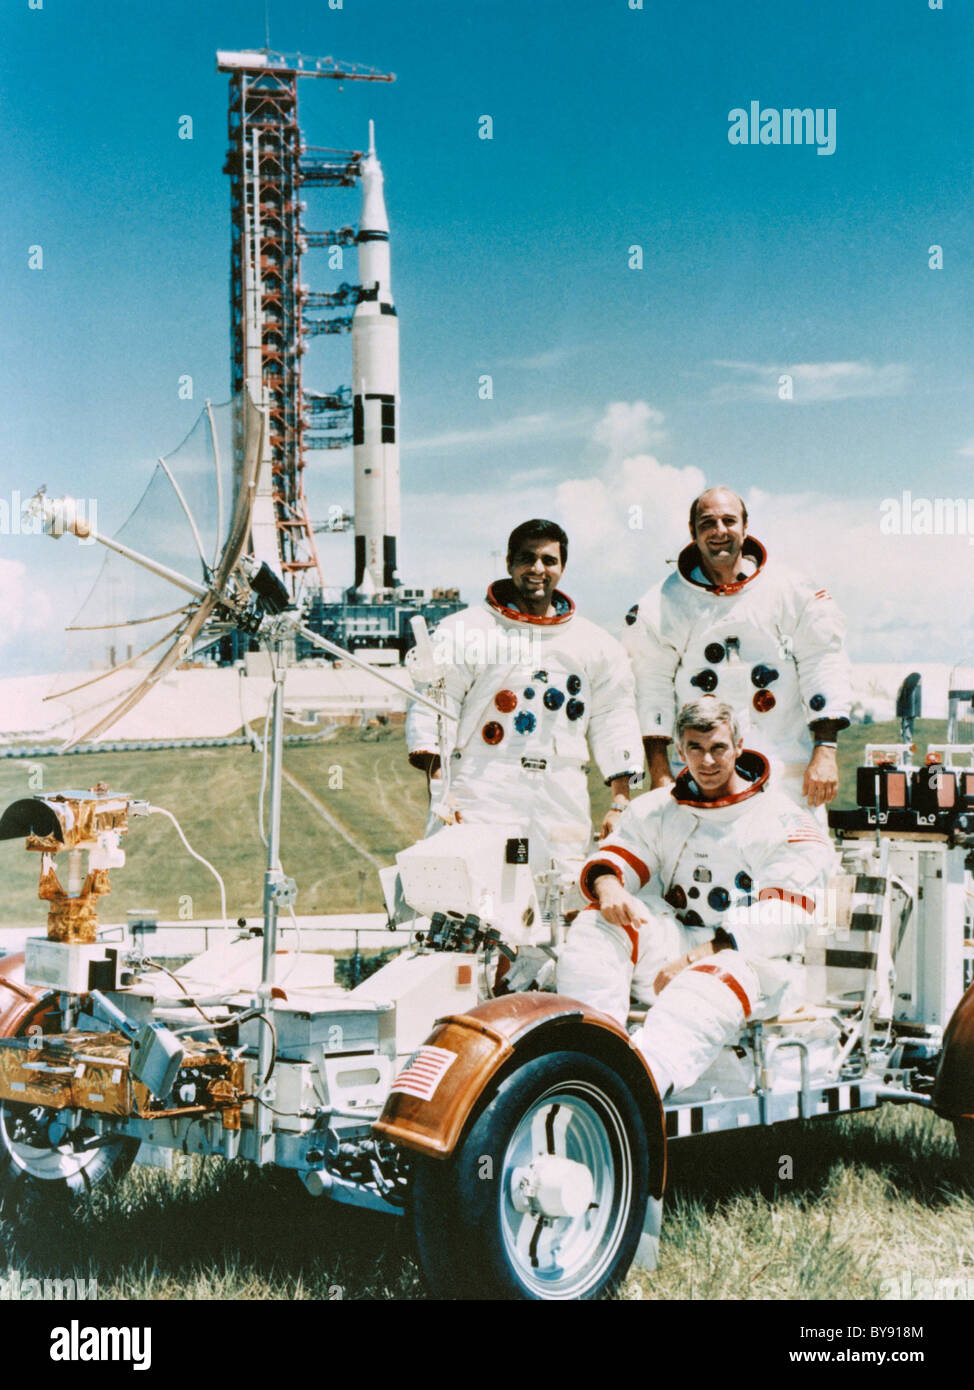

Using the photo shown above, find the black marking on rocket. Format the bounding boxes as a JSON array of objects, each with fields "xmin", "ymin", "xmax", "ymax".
[
  {"xmin": 354, "ymin": 535, "xmax": 366, "ymax": 589},
  {"xmin": 383, "ymin": 536, "xmax": 397, "ymax": 589}
]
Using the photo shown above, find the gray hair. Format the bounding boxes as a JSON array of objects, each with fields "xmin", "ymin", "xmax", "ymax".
[{"xmin": 675, "ymin": 698, "xmax": 742, "ymax": 746}]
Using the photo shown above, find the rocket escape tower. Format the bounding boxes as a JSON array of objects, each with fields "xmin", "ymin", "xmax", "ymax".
[{"xmin": 218, "ymin": 48, "xmax": 394, "ymax": 599}]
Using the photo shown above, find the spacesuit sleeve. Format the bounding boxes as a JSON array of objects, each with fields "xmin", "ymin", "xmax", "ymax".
[
  {"xmin": 789, "ymin": 582, "xmax": 852, "ymax": 730},
  {"xmin": 404, "ymin": 621, "xmax": 473, "ymax": 766},
  {"xmin": 579, "ymin": 801, "xmax": 662, "ymax": 902},
  {"xmin": 724, "ymin": 805, "xmax": 837, "ymax": 958},
  {"xmin": 585, "ymin": 635, "xmax": 645, "ymax": 784},
  {"xmin": 621, "ymin": 589, "xmax": 681, "ymax": 742}
]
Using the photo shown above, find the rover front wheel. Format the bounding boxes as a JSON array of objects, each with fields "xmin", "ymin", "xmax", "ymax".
[{"xmin": 411, "ymin": 1050, "xmax": 650, "ymax": 1300}]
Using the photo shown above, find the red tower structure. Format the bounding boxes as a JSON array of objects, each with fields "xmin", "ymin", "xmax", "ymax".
[{"xmin": 217, "ymin": 49, "xmax": 394, "ymax": 599}]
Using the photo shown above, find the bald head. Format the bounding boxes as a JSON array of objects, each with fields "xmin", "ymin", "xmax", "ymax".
[
  {"xmin": 689, "ymin": 487, "xmax": 748, "ymax": 539},
  {"xmin": 688, "ymin": 487, "xmax": 749, "ymax": 585}
]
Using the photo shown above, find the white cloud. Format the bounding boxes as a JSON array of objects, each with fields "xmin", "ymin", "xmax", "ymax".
[
  {"xmin": 403, "ymin": 411, "xmax": 591, "ymax": 453},
  {"xmin": 0, "ymin": 558, "xmax": 60, "ymax": 670},
  {"xmin": 591, "ymin": 401, "xmax": 666, "ymax": 457},
  {"xmin": 957, "ymin": 438, "xmax": 974, "ymax": 458},
  {"xmin": 711, "ymin": 359, "xmax": 911, "ymax": 404},
  {"xmin": 402, "ymin": 401, "xmax": 974, "ymax": 663},
  {"xmin": 497, "ymin": 345, "xmax": 580, "ymax": 371}
]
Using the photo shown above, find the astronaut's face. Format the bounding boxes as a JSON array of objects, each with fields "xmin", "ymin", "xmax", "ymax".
[
  {"xmin": 677, "ymin": 721, "xmax": 744, "ymax": 799},
  {"xmin": 692, "ymin": 490, "xmax": 747, "ymax": 573},
  {"xmin": 507, "ymin": 538, "xmax": 565, "ymax": 615}
]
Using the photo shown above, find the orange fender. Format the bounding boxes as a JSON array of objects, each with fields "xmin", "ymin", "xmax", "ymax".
[
  {"xmin": 0, "ymin": 954, "xmax": 45, "ymax": 1039},
  {"xmin": 373, "ymin": 992, "xmax": 667, "ymax": 1198},
  {"xmin": 934, "ymin": 981, "xmax": 974, "ymax": 1119}
]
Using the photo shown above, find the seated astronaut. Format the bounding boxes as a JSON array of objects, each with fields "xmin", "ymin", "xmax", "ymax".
[{"xmin": 556, "ymin": 696, "xmax": 837, "ymax": 1098}]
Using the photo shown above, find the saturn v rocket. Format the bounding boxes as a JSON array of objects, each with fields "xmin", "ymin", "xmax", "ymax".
[{"xmin": 352, "ymin": 121, "xmax": 400, "ymax": 596}]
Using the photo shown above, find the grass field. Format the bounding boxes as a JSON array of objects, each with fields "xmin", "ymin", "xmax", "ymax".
[
  {"xmin": 2, "ymin": 1106, "xmax": 972, "ymax": 1301},
  {"xmin": 0, "ymin": 715, "xmax": 967, "ymax": 1301},
  {"xmin": 0, "ymin": 725, "xmax": 431, "ymax": 928}
]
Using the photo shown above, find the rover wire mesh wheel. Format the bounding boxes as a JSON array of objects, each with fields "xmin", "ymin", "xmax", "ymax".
[
  {"xmin": 0, "ymin": 1099, "xmax": 138, "ymax": 1203},
  {"xmin": 410, "ymin": 1050, "xmax": 651, "ymax": 1300}
]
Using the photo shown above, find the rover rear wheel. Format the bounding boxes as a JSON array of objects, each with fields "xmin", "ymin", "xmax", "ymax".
[{"xmin": 0, "ymin": 1100, "xmax": 138, "ymax": 1202}]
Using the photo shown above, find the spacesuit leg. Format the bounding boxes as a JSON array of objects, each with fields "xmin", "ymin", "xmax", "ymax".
[
  {"xmin": 556, "ymin": 913, "xmax": 634, "ymax": 1025},
  {"xmin": 631, "ymin": 951, "xmax": 760, "ymax": 1098}
]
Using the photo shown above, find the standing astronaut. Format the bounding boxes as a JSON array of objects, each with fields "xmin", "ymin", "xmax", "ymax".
[
  {"xmin": 556, "ymin": 698, "xmax": 837, "ymax": 1098},
  {"xmin": 623, "ymin": 486, "xmax": 852, "ymax": 809},
  {"xmin": 406, "ymin": 519, "xmax": 643, "ymax": 898}
]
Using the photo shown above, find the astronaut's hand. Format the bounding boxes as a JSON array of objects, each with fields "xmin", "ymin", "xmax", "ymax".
[
  {"xmin": 649, "ymin": 769, "xmax": 675, "ymax": 791},
  {"xmin": 803, "ymin": 745, "xmax": 838, "ymax": 807},
  {"xmin": 598, "ymin": 806, "xmax": 625, "ymax": 839},
  {"xmin": 594, "ymin": 877, "xmax": 649, "ymax": 930},
  {"xmin": 653, "ymin": 954, "xmax": 690, "ymax": 995}
]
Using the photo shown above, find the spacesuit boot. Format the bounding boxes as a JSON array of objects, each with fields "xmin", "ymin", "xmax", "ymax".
[{"xmin": 631, "ymin": 952, "xmax": 759, "ymax": 1098}]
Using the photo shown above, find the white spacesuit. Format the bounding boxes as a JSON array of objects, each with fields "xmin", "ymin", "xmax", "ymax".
[
  {"xmin": 406, "ymin": 579, "xmax": 644, "ymax": 884},
  {"xmin": 556, "ymin": 750, "xmax": 837, "ymax": 1097},
  {"xmin": 623, "ymin": 538, "xmax": 852, "ymax": 805}
]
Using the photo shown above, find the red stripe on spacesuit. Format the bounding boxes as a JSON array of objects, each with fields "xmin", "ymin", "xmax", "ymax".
[
  {"xmin": 578, "ymin": 904, "xmax": 640, "ymax": 964},
  {"xmin": 580, "ymin": 847, "xmax": 649, "ymax": 902},
  {"xmin": 670, "ymin": 751, "xmax": 770, "ymax": 809},
  {"xmin": 485, "ymin": 580, "xmax": 575, "ymax": 626},
  {"xmin": 579, "ymin": 859, "xmax": 624, "ymax": 903},
  {"xmin": 758, "ymin": 886, "xmax": 816, "ymax": 914},
  {"xmin": 676, "ymin": 537, "xmax": 768, "ymax": 595},
  {"xmin": 601, "ymin": 845, "xmax": 650, "ymax": 887},
  {"xmin": 690, "ymin": 962, "xmax": 752, "ymax": 1018},
  {"xmin": 620, "ymin": 921, "xmax": 640, "ymax": 965}
]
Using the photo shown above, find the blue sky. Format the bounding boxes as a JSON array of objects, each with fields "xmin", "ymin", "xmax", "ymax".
[{"xmin": 1, "ymin": 0, "xmax": 972, "ymax": 674}]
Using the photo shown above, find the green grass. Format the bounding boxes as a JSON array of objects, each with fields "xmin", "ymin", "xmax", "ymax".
[
  {"xmin": 1, "ymin": 1105, "xmax": 971, "ymax": 1301},
  {"xmin": 0, "ymin": 726, "xmax": 429, "ymax": 929}
]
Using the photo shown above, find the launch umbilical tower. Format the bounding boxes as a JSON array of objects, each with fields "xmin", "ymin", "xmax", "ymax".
[{"xmin": 218, "ymin": 48, "xmax": 394, "ymax": 599}]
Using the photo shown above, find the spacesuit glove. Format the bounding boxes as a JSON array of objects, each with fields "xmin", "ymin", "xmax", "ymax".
[{"xmin": 503, "ymin": 946, "xmax": 556, "ymax": 993}]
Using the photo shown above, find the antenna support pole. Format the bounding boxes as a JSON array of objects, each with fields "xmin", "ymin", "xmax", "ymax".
[{"xmin": 256, "ymin": 643, "xmax": 288, "ymax": 1159}]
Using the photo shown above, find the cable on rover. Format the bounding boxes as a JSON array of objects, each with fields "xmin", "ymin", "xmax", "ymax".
[{"xmin": 147, "ymin": 805, "xmax": 230, "ymax": 931}]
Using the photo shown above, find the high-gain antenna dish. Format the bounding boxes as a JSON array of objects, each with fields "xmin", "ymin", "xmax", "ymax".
[
  {"xmin": 26, "ymin": 387, "xmax": 454, "ymax": 1153},
  {"xmin": 32, "ymin": 393, "xmax": 265, "ymax": 748}
]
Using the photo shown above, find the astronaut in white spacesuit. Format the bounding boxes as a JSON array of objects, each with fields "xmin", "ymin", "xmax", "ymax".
[
  {"xmin": 623, "ymin": 487, "xmax": 852, "ymax": 810},
  {"xmin": 406, "ymin": 519, "xmax": 644, "ymax": 891},
  {"xmin": 556, "ymin": 698, "xmax": 837, "ymax": 1098}
]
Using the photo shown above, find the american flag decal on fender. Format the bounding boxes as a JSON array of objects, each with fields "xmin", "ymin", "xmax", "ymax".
[{"xmin": 389, "ymin": 1045, "xmax": 457, "ymax": 1102}]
